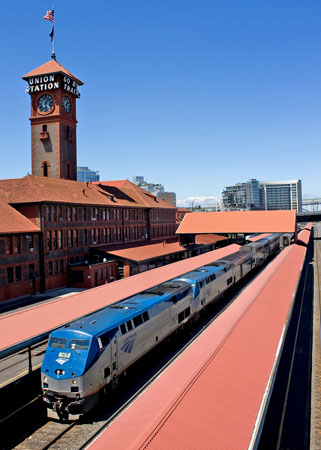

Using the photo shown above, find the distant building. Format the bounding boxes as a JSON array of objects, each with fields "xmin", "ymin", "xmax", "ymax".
[
  {"xmin": 222, "ymin": 179, "xmax": 302, "ymax": 212},
  {"xmin": 77, "ymin": 166, "xmax": 100, "ymax": 182},
  {"xmin": 132, "ymin": 176, "xmax": 176, "ymax": 205},
  {"xmin": 159, "ymin": 192, "xmax": 176, "ymax": 206},
  {"xmin": 260, "ymin": 180, "xmax": 302, "ymax": 212}
]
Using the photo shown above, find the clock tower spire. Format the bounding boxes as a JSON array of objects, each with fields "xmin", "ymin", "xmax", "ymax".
[{"xmin": 22, "ymin": 60, "xmax": 83, "ymax": 181}]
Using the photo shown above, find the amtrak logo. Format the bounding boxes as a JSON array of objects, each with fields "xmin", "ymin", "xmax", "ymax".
[
  {"xmin": 121, "ymin": 336, "xmax": 136, "ymax": 353},
  {"xmin": 56, "ymin": 358, "xmax": 68, "ymax": 365}
]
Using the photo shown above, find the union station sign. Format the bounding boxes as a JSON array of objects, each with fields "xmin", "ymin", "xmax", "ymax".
[{"xmin": 25, "ymin": 73, "xmax": 80, "ymax": 97}]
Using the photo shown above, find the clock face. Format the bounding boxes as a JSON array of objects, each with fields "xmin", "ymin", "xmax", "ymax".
[
  {"xmin": 38, "ymin": 94, "xmax": 54, "ymax": 113},
  {"xmin": 62, "ymin": 96, "xmax": 71, "ymax": 114}
]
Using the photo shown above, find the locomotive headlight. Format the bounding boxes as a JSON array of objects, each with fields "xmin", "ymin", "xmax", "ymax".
[
  {"xmin": 61, "ymin": 370, "xmax": 65, "ymax": 375},
  {"xmin": 44, "ymin": 376, "xmax": 48, "ymax": 382},
  {"xmin": 55, "ymin": 369, "xmax": 61, "ymax": 375},
  {"xmin": 72, "ymin": 379, "xmax": 77, "ymax": 385}
]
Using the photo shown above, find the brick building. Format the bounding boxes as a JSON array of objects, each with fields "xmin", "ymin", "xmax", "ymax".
[{"xmin": 0, "ymin": 175, "xmax": 176, "ymax": 300}]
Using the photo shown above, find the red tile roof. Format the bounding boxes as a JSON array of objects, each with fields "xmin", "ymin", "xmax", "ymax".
[
  {"xmin": 0, "ymin": 245, "xmax": 240, "ymax": 353},
  {"xmin": 102, "ymin": 241, "xmax": 185, "ymax": 262},
  {"xmin": 0, "ymin": 175, "xmax": 175, "ymax": 209},
  {"xmin": 0, "ymin": 200, "xmax": 39, "ymax": 234},
  {"xmin": 22, "ymin": 59, "xmax": 83, "ymax": 85},
  {"xmin": 177, "ymin": 210, "xmax": 297, "ymax": 234},
  {"xmin": 95, "ymin": 180, "xmax": 176, "ymax": 209},
  {"xmin": 98, "ymin": 235, "xmax": 227, "ymax": 262},
  {"xmin": 87, "ymin": 243, "xmax": 307, "ymax": 450}
]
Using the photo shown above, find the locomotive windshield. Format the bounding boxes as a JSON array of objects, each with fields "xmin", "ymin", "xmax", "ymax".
[
  {"xmin": 49, "ymin": 337, "xmax": 67, "ymax": 348},
  {"xmin": 68, "ymin": 339, "xmax": 90, "ymax": 350}
]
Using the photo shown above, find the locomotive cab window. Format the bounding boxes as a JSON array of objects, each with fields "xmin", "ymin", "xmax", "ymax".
[
  {"xmin": 126, "ymin": 320, "xmax": 133, "ymax": 331},
  {"xmin": 142, "ymin": 311, "xmax": 149, "ymax": 322},
  {"xmin": 99, "ymin": 332, "xmax": 110, "ymax": 347},
  {"xmin": 68, "ymin": 339, "xmax": 90, "ymax": 350},
  {"xmin": 49, "ymin": 337, "xmax": 67, "ymax": 348}
]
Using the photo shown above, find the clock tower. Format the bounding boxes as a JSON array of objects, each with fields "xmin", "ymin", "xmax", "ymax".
[{"xmin": 22, "ymin": 58, "xmax": 83, "ymax": 181}]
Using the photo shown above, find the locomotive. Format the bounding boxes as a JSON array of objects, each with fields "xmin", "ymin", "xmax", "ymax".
[{"xmin": 41, "ymin": 233, "xmax": 285, "ymax": 420}]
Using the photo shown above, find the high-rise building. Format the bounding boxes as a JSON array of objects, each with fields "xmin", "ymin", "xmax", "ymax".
[
  {"xmin": 222, "ymin": 179, "xmax": 302, "ymax": 212},
  {"xmin": 77, "ymin": 166, "xmax": 100, "ymax": 182},
  {"xmin": 260, "ymin": 180, "xmax": 302, "ymax": 212}
]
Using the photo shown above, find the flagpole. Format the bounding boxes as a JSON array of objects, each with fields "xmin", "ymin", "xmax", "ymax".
[
  {"xmin": 51, "ymin": 6, "xmax": 55, "ymax": 60},
  {"xmin": 51, "ymin": 27, "xmax": 55, "ymax": 60}
]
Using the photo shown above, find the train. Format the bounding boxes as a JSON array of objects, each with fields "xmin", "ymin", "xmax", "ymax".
[{"xmin": 41, "ymin": 233, "xmax": 289, "ymax": 420}]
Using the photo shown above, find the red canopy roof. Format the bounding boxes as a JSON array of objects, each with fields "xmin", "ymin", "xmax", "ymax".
[{"xmin": 177, "ymin": 210, "xmax": 297, "ymax": 234}]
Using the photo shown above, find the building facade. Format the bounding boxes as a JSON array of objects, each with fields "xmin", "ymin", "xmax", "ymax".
[
  {"xmin": 77, "ymin": 166, "xmax": 100, "ymax": 182},
  {"xmin": 0, "ymin": 175, "xmax": 177, "ymax": 300},
  {"xmin": 260, "ymin": 180, "xmax": 302, "ymax": 212},
  {"xmin": 222, "ymin": 179, "xmax": 302, "ymax": 212}
]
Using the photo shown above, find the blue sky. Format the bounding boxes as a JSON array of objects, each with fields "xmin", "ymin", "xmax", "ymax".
[{"xmin": 0, "ymin": 1, "xmax": 320, "ymax": 206}]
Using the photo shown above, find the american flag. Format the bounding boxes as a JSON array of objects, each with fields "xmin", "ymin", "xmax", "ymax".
[{"xmin": 43, "ymin": 10, "xmax": 54, "ymax": 23}]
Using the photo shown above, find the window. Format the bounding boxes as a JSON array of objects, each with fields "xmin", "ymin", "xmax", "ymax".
[
  {"xmin": 68, "ymin": 339, "xmax": 90, "ymax": 350},
  {"xmin": 100, "ymin": 333, "xmax": 110, "ymax": 347},
  {"xmin": 133, "ymin": 315, "xmax": 143, "ymax": 327},
  {"xmin": 120, "ymin": 324, "xmax": 127, "ymax": 335},
  {"xmin": 42, "ymin": 124, "xmax": 47, "ymax": 132},
  {"xmin": 73, "ymin": 207, "xmax": 78, "ymax": 221},
  {"xmin": 178, "ymin": 307, "xmax": 191, "ymax": 324},
  {"xmin": 54, "ymin": 260, "xmax": 59, "ymax": 275},
  {"xmin": 58, "ymin": 230, "xmax": 63, "ymax": 249},
  {"xmin": 67, "ymin": 230, "xmax": 73, "ymax": 247},
  {"xmin": 100, "ymin": 268, "xmax": 103, "ymax": 280},
  {"xmin": 15, "ymin": 266, "xmax": 22, "ymax": 282},
  {"xmin": 53, "ymin": 231, "xmax": 57, "ymax": 249},
  {"xmin": 67, "ymin": 207, "xmax": 72, "ymax": 221},
  {"xmin": 48, "ymin": 261, "xmax": 53, "ymax": 275},
  {"xmin": 14, "ymin": 236, "xmax": 21, "ymax": 254},
  {"xmin": 142, "ymin": 311, "xmax": 149, "ymax": 322},
  {"xmin": 42, "ymin": 162, "xmax": 49, "ymax": 177},
  {"xmin": 7, "ymin": 236, "xmax": 13, "ymax": 254},
  {"xmin": 58, "ymin": 206, "xmax": 63, "ymax": 221},
  {"xmin": 52, "ymin": 206, "xmax": 57, "ymax": 221},
  {"xmin": 49, "ymin": 337, "xmax": 67, "ymax": 348},
  {"xmin": 73, "ymin": 229, "xmax": 79, "ymax": 247},
  {"xmin": 47, "ymin": 231, "xmax": 52, "ymax": 250},
  {"xmin": 60, "ymin": 259, "xmax": 64, "ymax": 273},
  {"xmin": 126, "ymin": 320, "xmax": 133, "ymax": 331},
  {"xmin": 7, "ymin": 267, "xmax": 14, "ymax": 283},
  {"xmin": 46, "ymin": 206, "xmax": 51, "ymax": 221}
]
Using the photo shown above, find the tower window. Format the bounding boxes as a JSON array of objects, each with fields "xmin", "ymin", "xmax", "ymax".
[
  {"xmin": 42, "ymin": 124, "xmax": 47, "ymax": 132},
  {"xmin": 42, "ymin": 161, "xmax": 49, "ymax": 177}
]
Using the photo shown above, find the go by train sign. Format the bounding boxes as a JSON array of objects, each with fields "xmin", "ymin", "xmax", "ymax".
[{"xmin": 25, "ymin": 73, "xmax": 81, "ymax": 97}]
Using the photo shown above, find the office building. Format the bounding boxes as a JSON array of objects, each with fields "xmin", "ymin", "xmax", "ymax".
[
  {"xmin": 222, "ymin": 179, "xmax": 302, "ymax": 212},
  {"xmin": 77, "ymin": 166, "xmax": 100, "ymax": 182}
]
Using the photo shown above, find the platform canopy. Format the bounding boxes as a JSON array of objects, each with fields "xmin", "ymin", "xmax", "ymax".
[{"xmin": 176, "ymin": 210, "xmax": 297, "ymax": 235}]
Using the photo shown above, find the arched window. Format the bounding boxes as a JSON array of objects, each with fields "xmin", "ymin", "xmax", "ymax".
[{"xmin": 42, "ymin": 161, "xmax": 50, "ymax": 177}]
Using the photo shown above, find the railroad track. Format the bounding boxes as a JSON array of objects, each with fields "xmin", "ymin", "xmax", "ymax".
[{"xmin": 9, "ymin": 258, "xmax": 277, "ymax": 450}]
